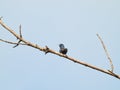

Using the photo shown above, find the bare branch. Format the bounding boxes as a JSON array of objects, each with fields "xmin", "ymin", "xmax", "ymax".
[
  {"xmin": 45, "ymin": 46, "xmax": 49, "ymax": 54},
  {"xmin": 13, "ymin": 40, "xmax": 22, "ymax": 48},
  {"xmin": 0, "ymin": 19, "xmax": 120, "ymax": 79},
  {"xmin": 13, "ymin": 25, "xmax": 23, "ymax": 48},
  {"xmin": 19, "ymin": 24, "xmax": 22, "ymax": 38},
  {"xmin": 97, "ymin": 34, "xmax": 114, "ymax": 72},
  {"xmin": 0, "ymin": 38, "xmax": 25, "ymax": 45}
]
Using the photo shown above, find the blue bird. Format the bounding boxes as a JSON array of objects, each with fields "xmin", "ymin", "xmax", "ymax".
[{"xmin": 59, "ymin": 44, "xmax": 68, "ymax": 54}]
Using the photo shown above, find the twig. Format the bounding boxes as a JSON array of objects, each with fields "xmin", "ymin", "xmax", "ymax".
[
  {"xmin": 45, "ymin": 46, "xmax": 49, "ymax": 54},
  {"xmin": 13, "ymin": 25, "xmax": 23, "ymax": 48},
  {"xmin": 13, "ymin": 40, "xmax": 22, "ymax": 48},
  {"xmin": 0, "ymin": 38, "xmax": 25, "ymax": 45},
  {"xmin": 19, "ymin": 24, "xmax": 22, "ymax": 38},
  {"xmin": 97, "ymin": 34, "xmax": 114, "ymax": 72},
  {"xmin": 0, "ymin": 19, "xmax": 120, "ymax": 79}
]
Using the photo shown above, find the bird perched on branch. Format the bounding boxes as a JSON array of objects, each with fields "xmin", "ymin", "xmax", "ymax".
[{"xmin": 59, "ymin": 44, "xmax": 68, "ymax": 54}]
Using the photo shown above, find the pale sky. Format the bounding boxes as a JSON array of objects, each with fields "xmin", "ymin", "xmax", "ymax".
[{"xmin": 0, "ymin": 0, "xmax": 120, "ymax": 90}]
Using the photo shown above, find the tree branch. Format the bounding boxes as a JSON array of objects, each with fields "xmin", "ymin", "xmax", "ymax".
[
  {"xmin": 97, "ymin": 34, "xmax": 114, "ymax": 72},
  {"xmin": 0, "ymin": 39, "xmax": 25, "ymax": 45},
  {"xmin": 0, "ymin": 19, "xmax": 120, "ymax": 79},
  {"xmin": 13, "ymin": 25, "xmax": 23, "ymax": 48}
]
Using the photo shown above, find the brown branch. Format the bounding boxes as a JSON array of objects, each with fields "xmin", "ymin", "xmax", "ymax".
[
  {"xmin": 0, "ymin": 39, "xmax": 26, "ymax": 45},
  {"xmin": 0, "ymin": 19, "xmax": 120, "ymax": 79},
  {"xmin": 13, "ymin": 25, "xmax": 23, "ymax": 48},
  {"xmin": 97, "ymin": 34, "xmax": 114, "ymax": 72}
]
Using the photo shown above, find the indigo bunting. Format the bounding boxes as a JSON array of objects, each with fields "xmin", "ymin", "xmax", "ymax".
[{"xmin": 59, "ymin": 44, "xmax": 68, "ymax": 54}]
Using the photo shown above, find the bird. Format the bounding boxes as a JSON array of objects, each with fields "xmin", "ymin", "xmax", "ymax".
[{"xmin": 59, "ymin": 44, "xmax": 68, "ymax": 54}]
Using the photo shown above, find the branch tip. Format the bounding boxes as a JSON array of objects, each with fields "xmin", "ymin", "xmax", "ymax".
[{"xmin": 19, "ymin": 24, "xmax": 22, "ymax": 38}]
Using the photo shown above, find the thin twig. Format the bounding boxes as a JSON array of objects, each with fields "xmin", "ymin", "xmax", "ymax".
[
  {"xmin": 0, "ymin": 38, "xmax": 25, "ymax": 45},
  {"xmin": 13, "ymin": 40, "xmax": 22, "ymax": 48},
  {"xmin": 19, "ymin": 24, "xmax": 22, "ymax": 38},
  {"xmin": 45, "ymin": 46, "xmax": 49, "ymax": 54},
  {"xmin": 13, "ymin": 25, "xmax": 23, "ymax": 48},
  {"xmin": 97, "ymin": 34, "xmax": 114, "ymax": 72}
]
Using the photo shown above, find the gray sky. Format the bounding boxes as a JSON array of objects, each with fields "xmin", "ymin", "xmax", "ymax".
[{"xmin": 0, "ymin": 0, "xmax": 120, "ymax": 90}]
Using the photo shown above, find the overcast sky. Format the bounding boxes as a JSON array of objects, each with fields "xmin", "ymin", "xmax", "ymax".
[{"xmin": 0, "ymin": 0, "xmax": 120, "ymax": 90}]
